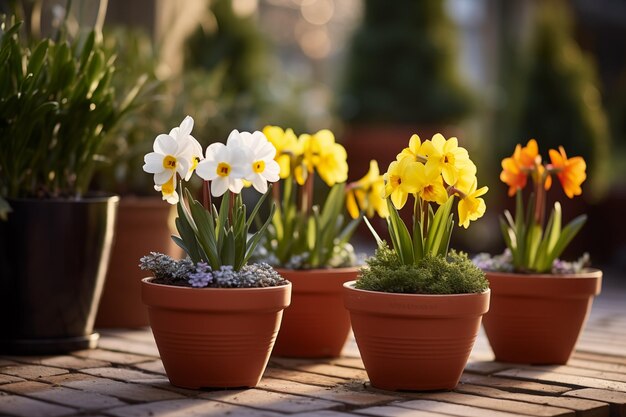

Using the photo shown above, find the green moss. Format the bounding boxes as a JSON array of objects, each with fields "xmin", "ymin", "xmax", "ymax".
[{"xmin": 356, "ymin": 244, "xmax": 488, "ymax": 294}]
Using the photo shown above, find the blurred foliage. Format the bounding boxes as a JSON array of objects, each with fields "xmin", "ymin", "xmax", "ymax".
[
  {"xmin": 0, "ymin": 14, "xmax": 145, "ymax": 200},
  {"xmin": 507, "ymin": 1, "xmax": 610, "ymax": 197},
  {"xmin": 339, "ymin": 0, "xmax": 474, "ymax": 125},
  {"xmin": 185, "ymin": 0, "xmax": 267, "ymax": 97}
]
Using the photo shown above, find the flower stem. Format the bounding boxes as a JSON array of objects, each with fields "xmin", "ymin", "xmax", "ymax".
[{"xmin": 202, "ymin": 180, "xmax": 211, "ymax": 210}]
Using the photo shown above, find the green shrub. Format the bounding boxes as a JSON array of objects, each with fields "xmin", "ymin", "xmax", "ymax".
[{"xmin": 356, "ymin": 243, "xmax": 488, "ymax": 294}]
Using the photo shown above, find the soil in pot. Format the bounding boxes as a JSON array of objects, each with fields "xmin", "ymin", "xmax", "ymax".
[
  {"xmin": 96, "ymin": 197, "xmax": 181, "ymax": 328},
  {"xmin": 344, "ymin": 281, "xmax": 490, "ymax": 391},
  {"xmin": 483, "ymin": 269, "xmax": 602, "ymax": 364},
  {"xmin": 272, "ymin": 267, "xmax": 357, "ymax": 358},
  {"xmin": 0, "ymin": 195, "xmax": 119, "ymax": 354},
  {"xmin": 142, "ymin": 278, "xmax": 291, "ymax": 389}
]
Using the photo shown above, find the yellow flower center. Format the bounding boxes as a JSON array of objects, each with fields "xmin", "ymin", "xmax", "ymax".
[
  {"xmin": 216, "ymin": 162, "xmax": 231, "ymax": 177},
  {"xmin": 252, "ymin": 160, "xmax": 265, "ymax": 173},
  {"xmin": 162, "ymin": 176, "xmax": 175, "ymax": 195},
  {"xmin": 191, "ymin": 157, "xmax": 200, "ymax": 172},
  {"xmin": 390, "ymin": 175, "xmax": 402, "ymax": 187},
  {"xmin": 443, "ymin": 153, "xmax": 454, "ymax": 165},
  {"xmin": 163, "ymin": 155, "xmax": 177, "ymax": 169}
]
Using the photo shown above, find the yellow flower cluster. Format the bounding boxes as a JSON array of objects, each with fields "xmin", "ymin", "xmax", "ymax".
[
  {"xmin": 262, "ymin": 126, "xmax": 348, "ymax": 187},
  {"xmin": 346, "ymin": 160, "xmax": 389, "ymax": 219},
  {"xmin": 383, "ymin": 133, "xmax": 488, "ymax": 229}
]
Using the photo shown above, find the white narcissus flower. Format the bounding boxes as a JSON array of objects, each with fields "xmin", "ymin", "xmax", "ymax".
[
  {"xmin": 143, "ymin": 133, "xmax": 191, "ymax": 187},
  {"xmin": 238, "ymin": 131, "xmax": 280, "ymax": 193},
  {"xmin": 154, "ymin": 175, "xmax": 179, "ymax": 205},
  {"xmin": 168, "ymin": 116, "xmax": 203, "ymax": 180},
  {"xmin": 195, "ymin": 130, "xmax": 250, "ymax": 197}
]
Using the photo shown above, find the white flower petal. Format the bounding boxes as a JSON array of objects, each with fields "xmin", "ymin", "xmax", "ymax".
[
  {"xmin": 177, "ymin": 158, "xmax": 190, "ymax": 179},
  {"xmin": 179, "ymin": 116, "xmax": 194, "ymax": 138},
  {"xmin": 143, "ymin": 152, "xmax": 164, "ymax": 173},
  {"xmin": 256, "ymin": 140, "xmax": 277, "ymax": 160},
  {"xmin": 195, "ymin": 159, "xmax": 218, "ymax": 181},
  {"xmin": 165, "ymin": 190, "xmax": 179, "ymax": 205},
  {"xmin": 154, "ymin": 170, "xmax": 173, "ymax": 185},
  {"xmin": 205, "ymin": 142, "xmax": 227, "ymax": 161},
  {"xmin": 251, "ymin": 175, "xmax": 268, "ymax": 193},
  {"xmin": 211, "ymin": 177, "xmax": 229, "ymax": 197},
  {"xmin": 264, "ymin": 160, "xmax": 280, "ymax": 182},
  {"xmin": 154, "ymin": 134, "xmax": 178, "ymax": 155},
  {"xmin": 168, "ymin": 127, "xmax": 179, "ymax": 139},
  {"xmin": 229, "ymin": 178, "xmax": 244, "ymax": 194},
  {"xmin": 226, "ymin": 129, "xmax": 241, "ymax": 147}
]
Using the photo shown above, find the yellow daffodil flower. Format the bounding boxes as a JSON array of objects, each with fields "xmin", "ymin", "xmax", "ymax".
[
  {"xmin": 418, "ymin": 163, "xmax": 449, "ymax": 205},
  {"xmin": 263, "ymin": 125, "xmax": 301, "ymax": 179},
  {"xmin": 421, "ymin": 133, "xmax": 471, "ymax": 186},
  {"xmin": 383, "ymin": 157, "xmax": 422, "ymax": 209},
  {"xmin": 346, "ymin": 160, "xmax": 388, "ymax": 219},
  {"xmin": 457, "ymin": 179, "xmax": 488, "ymax": 229},
  {"xmin": 397, "ymin": 134, "xmax": 425, "ymax": 162}
]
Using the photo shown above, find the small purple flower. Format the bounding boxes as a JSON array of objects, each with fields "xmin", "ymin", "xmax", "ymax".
[{"xmin": 188, "ymin": 262, "xmax": 213, "ymax": 288}]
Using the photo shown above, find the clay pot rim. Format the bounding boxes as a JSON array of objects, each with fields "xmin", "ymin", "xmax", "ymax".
[
  {"xmin": 484, "ymin": 269, "xmax": 602, "ymax": 298},
  {"xmin": 343, "ymin": 280, "xmax": 490, "ymax": 298},
  {"xmin": 483, "ymin": 268, "xmax": 602, "ymax": 280},
  {"xmin": 142, "ymin": 276, "xmax": 291, "ymax": 292},
  {"xmin": 142, "ymin": 277, "xmax": 291, "ymax": 312},
  {"xmin": 343, "ymin": 281, "xmax": 490, "ymax": 318}
]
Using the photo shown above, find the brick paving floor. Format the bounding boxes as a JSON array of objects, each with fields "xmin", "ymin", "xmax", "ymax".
[{"xmin": 0, "ymin": 272, "xmax": 624, "ymax": 417}]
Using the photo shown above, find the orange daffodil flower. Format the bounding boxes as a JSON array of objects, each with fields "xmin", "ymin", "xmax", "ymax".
[
  {"xmin": 549, "ymin": 146, "xmax": 586, "ymax": 198},
  {"xmin": 500, "ymin": 139, "xmax": 586, "ymax": 199},
  {"xmin": 383, "ymin": 133, "xmax": 488, "ymax": 229}
]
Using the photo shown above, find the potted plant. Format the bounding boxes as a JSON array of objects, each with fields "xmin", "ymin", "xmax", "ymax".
[
  {"xmin": 474, "ymin": 139, "xmax": 602, "ymax": 364},
  {"xmin": 140, "ymin": 117, "xmax": 291, "ymax": 389},
  {"xmin": 343, "ymin": 133, "xmax": 490, "ymax": 391},
  {"xmin": 0, "ymin": 15, "xmax": 143, "ymax": 354},
  {"xmin": 254, "ymin": 126, "xmax": 385, "ymax": 358}
]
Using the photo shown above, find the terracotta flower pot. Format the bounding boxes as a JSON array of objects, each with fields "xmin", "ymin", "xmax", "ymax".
[
  {"xmin": 272, "ymin": 268, "xmax": 357, "ymax": 358},
  {"xmin": 142, "ymin": 278, "xmax": 291, "ymax": 389},
  {"xmin": 343, "ymin": 281, "xmax": 490, "ymax": 391},
  {"xmin": 482, "ymin": 269, "xmax": 602, "ymax": 364},
  {"xmin": 96, "ymin": 197, "xmax": 181, "ymax": 328}
]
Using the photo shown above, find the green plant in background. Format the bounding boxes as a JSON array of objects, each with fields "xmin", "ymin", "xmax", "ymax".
[
  {"xmin": 185, "ymin": 0, "xmax": 267, "ymax": 97},
  {"xmin": 340, "ymin": 0, "xmax": 473, "ymax": 124},
  {"xmin": 356, "ymin": 133, "xmax": 489, "ymax": 294},
  {"xmin": 508, "ymin": 0, "xmax": 610, "ymax": 197},
  {"xmin": 0, "ymin": 15, "xmax": 144, "ymax": 212}
]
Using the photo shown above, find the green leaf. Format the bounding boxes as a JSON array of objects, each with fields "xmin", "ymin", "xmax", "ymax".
[
  {"xmin": 387, "ymin": 199, "xmax": 413, "ymax": 264},
  {"xmin": 546, "ymin": 214, "xmax": 587, "ymax": 268},
  {"xmin": 363, "ymin": 216, "xmax": 383, "ymax": 247},
  {"xmin": 425, "ymin": 196, "xmax": 453, "ymax": 256},
  {"xmin": 412, "ymin": 211, "xmax": 424, "ymax": 261},
  {"xmin": 79, "ymin": 31, "xmax": 96, "ymax": 70}
]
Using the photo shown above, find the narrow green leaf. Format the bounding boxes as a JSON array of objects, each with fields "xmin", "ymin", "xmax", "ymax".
[{"xmin": 363, "ymin": 216, "xmax": 384, "ymax": 247}]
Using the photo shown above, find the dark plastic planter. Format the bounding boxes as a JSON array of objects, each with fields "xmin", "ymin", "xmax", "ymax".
[{"xmin": 0, "ymin": 195, "xmax": 119, "ymax": 354}]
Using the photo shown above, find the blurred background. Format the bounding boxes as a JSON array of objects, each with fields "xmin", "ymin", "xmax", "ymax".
[{"xmin": 3, "ymin": 0, "xmax": 626, "ymax": 269}]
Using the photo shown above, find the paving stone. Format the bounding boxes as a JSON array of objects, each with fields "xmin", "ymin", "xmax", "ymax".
[
  {"xmin": 395, "ymin": 399, "xmax": 531, "ymax": 417},
  {"xmin": 106, "ymin": 398, "xmax": 283, "ymax": 417},
  {"xmin": 0, "ymin": 360, "xmax": 17, "ymax": 367},
  {"xmin": 496, "ymin": 369, "xmax": 626, "ymax": 391},
  {"xmin": 80, "ymin": 367, "xmax": 158, "ymax": 382},
  {"xmin": 297, "ymin": 411, "xmax": 364, "ymax": 417},
  {"xmin": 258, "ymin": 377, "xmax": 398, "ymax": 406},
  {"xmin": 330, "ymin": 358, "xmax": 365, "ymax": 369},
  {"xmin": 97, "ymin": 338, "xmax": 159, "ymax": 357},
  {"xmin": 201, "ymin": 388, "xmax": 341, "ymax": 413},
  {"xmin": 567, "ymin": 358, "xmax": 626, "ymax": 374},
  {"xmin": 129, "ymin": 377, "xmax": 200, "ymax": 397},
  {"xmin": 271, "ymin": 358, "xmax": 368, "ymax": 380},
  {"xmin": 263, "ymin": 367, "xmax": 346, "ymax": 387},
  {"xmin": 464, "ymin": 361, "xmax": 514, "ymax": 375},
  {"xmin": 0, "ymin": 380, "xmax": 126, "ymax": 410},
  {"xmin": 411, "ymin": 391, "xmax": 574, "ymax": 417},
  {"xmin": 457, "ymin": 383, "xmax": 609, "ymax": 417},
  {"xmin": 0, "ymin": 391, "xmax": 74, "ymax": 417},
  {"xmin": 72, "ymin": 349, "xmax": 152, "ymax": 365},
  {"xmin": 42, "ymin": 373, "xmax": 182, "ymax": 402},
  {"xmin": 459, "ymin": 374, "xmax": 572, "ymax": 395},
  {"xmin": 132, "ymin": 360, "xmax": 166, "ymax": 375},
  {"xmin": 355, "ymin": 405, "xmax": 452, "ymax": 416},
  {"xmin": 0, "ymin": 364, "xmax": 68, "ymax": 379},
  {"xmin": 524, "ymin": 364, "xmax": 626, "ymax": 383},
  {"xmin": 564, "ymin": 388, "xmax": 626, "ymax": 417},
  {"xmin": 0, "ymin": 374, "xmax": 25, "ymax": 385},
  {"xmin": 6, "ymin": 355, "xmax": 109, "ymax": 370}
]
